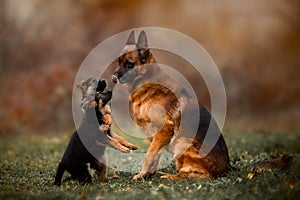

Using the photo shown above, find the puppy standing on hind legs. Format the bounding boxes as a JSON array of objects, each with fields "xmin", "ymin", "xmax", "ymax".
[{"xmin": 54, "ymin": 78, "xmax": 138, "ymax": 186}]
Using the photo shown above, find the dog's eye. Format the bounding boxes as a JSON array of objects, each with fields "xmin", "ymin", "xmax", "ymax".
[
  {"xmin": 118, "ymin": 57, "xmax": 122, "ymax": 64},
  {"xmin": 125, "ymin": 61, "xmax": 135, "ymax": 69}
]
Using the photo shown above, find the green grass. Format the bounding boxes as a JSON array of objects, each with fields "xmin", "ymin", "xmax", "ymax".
[{"xmin": 0, "ymin": 131, "xmax": 299, "ymax": 200}]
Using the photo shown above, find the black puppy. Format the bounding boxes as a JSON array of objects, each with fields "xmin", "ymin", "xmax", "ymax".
[{"xmin": 54, "ymin": 78, "xmax": 137, "ymax": 186}]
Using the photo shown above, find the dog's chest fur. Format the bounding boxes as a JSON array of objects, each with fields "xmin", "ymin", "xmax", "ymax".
[{"xmin": 128, "ymin": 82, "xmax": 181, "ymax": 139}]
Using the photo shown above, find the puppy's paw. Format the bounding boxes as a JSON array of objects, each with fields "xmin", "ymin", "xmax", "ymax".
[
  {"xmin": 127, "ymin": 143, "xmax": 138, "ymax": 150},
  {"xmin": 53, "ymin": 181, "xmax": 61, "ymax": 186},
  {"xmin": 119, "ymin": 146, "xmax": 130, "ymax": 153}
]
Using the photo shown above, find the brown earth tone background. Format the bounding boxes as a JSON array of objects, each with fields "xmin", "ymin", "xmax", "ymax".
[{"xmin": 1, "ymin": 0, "xmax": 299, "ymax": 134}]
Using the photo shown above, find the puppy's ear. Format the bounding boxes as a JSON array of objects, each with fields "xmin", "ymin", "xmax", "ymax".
[
  {"xmin": 126, "ymin": 30, "xmax": 136, "ymax": 45},
  {"xmin": 96, "ymin": 80, "xmax": 107, "ymax": 92},
  {"xmin": 77, "ymin": 80, "xmax": 87, "ymax": 91},
  {"xmin": 137, "ymin": 31, "xmax": 148, "ymax": 49}
]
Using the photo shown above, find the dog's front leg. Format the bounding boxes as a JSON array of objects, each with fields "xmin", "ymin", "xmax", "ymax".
[
  {"xmin": 133, "ymin": 125, "xmax": 173, "ymax": 180},
  {"xmin": 110, "ymin": 131, "xmax": 138, "ymax": 150},
  {"xmin": 97, "ymin": 125, "xmax": 131, "ymax": 153}
]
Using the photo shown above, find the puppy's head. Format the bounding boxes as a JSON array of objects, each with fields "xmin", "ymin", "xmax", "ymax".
[
  {"xmin": 77, "ymin": 78, "xmax": 112, "ymax": 113},
  {"xmin": 77, "ymin": 78, "xmax": 138, "ymax": 153},
  {"xmin": 95, "ymin": 91, "xmax": 112, "ymax": 108}
]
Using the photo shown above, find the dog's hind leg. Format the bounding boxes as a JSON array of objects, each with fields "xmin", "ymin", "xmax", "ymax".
[
  {"xmin": 160, "ymin": 150, "xmax": 212, "ymax": 180},
  {"xmin": 76, "ymin": 165, "xmax": 93, "ymax": 184},
  {"xmin": 160, "ymin": 171, "xmax": 211, "ymax": 180},
  {"xmin": 54, "ymin": 162, "xmax": 65, "ymax": 186},
  {"xmin": 91, "ymin": 158, "xmax": 107, "ymax": 181}
]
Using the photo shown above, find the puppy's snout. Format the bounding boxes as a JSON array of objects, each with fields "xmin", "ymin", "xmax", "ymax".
[{"xmin": 95, "ymin": 92, "xmax": 101, "ymax": 101}]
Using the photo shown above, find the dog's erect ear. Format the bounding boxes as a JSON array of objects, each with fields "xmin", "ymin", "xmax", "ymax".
[
  {"xmin": 137, "ymin": 31, "xmax": 148, "ymax": 49},
  {"xmin": 126, "ymin": 30, "xmax": 136, "ymax": 45},
  {"xmin": 77, "ymin": 80, "xmax": 86, "ymax": 91},
  {"xmin": 96, "ymin": 80, "xmax": 106, "ymax": 92},
  {"xmin": 137, "ymin": 31, "xmax": 150, "ymax": 63}
]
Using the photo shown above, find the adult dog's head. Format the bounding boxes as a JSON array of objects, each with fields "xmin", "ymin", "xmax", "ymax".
[{"xmin": 111, "ymin": 30, "xmax": 156, "ymax": 84}]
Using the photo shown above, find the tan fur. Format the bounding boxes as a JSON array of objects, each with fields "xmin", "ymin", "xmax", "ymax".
[
  {"xmin": 78, "ymin": 79, "xmax": 138, "ymax": 153},
  {"xmin": 112, "ymin": 31, "xmax": 231, "ymax": 180}
]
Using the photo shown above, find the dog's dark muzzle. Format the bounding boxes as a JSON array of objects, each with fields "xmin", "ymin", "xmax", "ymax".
[
  {"xmin": 111, "ymin": 72, "xmax": 122, "ymax": 84},
  {"xmin": 112, "ymin": 69, "xmax": 139, "ymax": 84}
]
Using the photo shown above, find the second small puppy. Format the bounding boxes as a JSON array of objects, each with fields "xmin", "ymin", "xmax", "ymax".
[{"xmin": 54, "ymin": 78, "xmax": 138, "ymax": 186}]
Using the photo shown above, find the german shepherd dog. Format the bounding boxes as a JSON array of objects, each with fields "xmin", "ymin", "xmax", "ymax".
[
  {"xmin": 54, "ymin": 78, "xmax": 138, "ymax": 185},
  {"xmin": 111, "ymin": 31, "xmax": 231, "ymax": 180}
]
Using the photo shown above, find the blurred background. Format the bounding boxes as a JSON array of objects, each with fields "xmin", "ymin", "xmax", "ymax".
[{"xmin": 0, "ymin": 0, "xmax": 299, "ymax": 135}]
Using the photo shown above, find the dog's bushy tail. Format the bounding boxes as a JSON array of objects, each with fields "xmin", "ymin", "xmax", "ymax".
[{"xmin": 249, "ymin": 154, "xmax": 292, "ymax": 172}]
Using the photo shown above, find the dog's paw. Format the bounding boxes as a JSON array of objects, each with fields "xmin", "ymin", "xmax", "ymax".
[
  {"xmin": 120, "ymin": 146, "xmax": 130, "ymax": 153},
  {"xmin": 160, "ymin": 174, "xmax": 169, "ymax": 179},
  {"xmin": 108, "ymin": 175, "xmax": 119, "ymax": 179},
  {"xmin": 133, "ymin": 172, "xmax": 146, "ymax": 180},
  {"xmin": 53, "ymin": 181, "xmax": 61, "ymax": 186},
  {"xmin": 160, "ymin": 173, "xmax": 177, "ymax": 180},
  {"xmin": 128, "ymin": 144, "xmax": 138, "ymax": 150}
]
